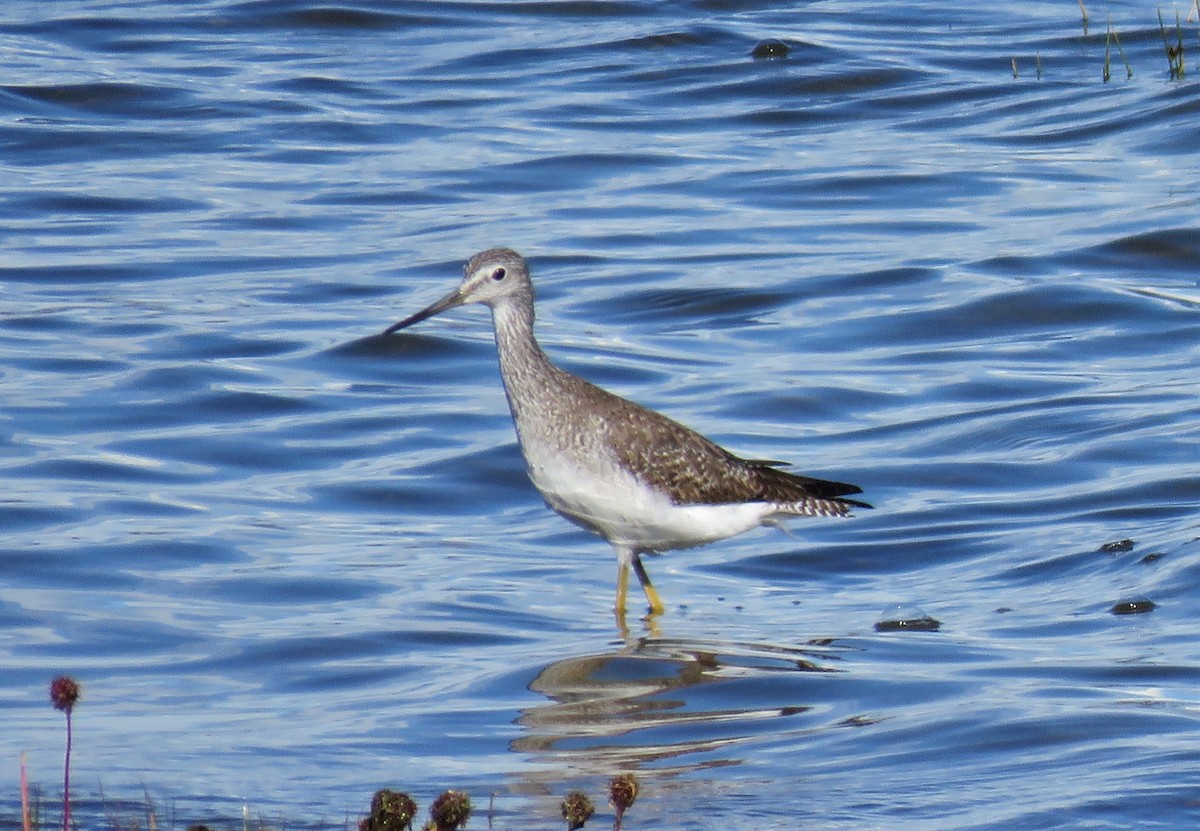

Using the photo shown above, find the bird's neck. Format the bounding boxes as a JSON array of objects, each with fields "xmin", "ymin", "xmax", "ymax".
[{"xmin": 490, "ymin": 297, "xmax": 560, "ymax": 421}]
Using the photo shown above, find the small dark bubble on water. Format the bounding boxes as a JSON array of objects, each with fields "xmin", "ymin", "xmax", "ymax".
[
  {"xmin": 1139, "ymin": 552, "xmax": 1164, "ymax": 564},
  {"xmin": 874, "ymin": 617, "xmax": 942, "ymax": 633},
  {"xmin": 1110, "ymin": 598, "xmax": 1157, "ymax": 616},
  {"xmin": 794, "ymin": 658, "xmax": 836, "ymax": 673},
  {"xmin": 875, "ymin": 605, "xmax": 942, "ymax": 632},
  {"xmin": 750, "ymin": 39, "xmax": 790, "ymax": 60}
]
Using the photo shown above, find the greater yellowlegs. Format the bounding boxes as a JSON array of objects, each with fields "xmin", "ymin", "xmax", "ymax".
[{"xmin": 383, "ymin": 248, "xmax": 870, "ymax": 619}]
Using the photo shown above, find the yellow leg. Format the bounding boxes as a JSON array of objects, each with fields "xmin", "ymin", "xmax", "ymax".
[
  {"xmin": 632, "ymin": 553, "xmax": 665, "ymax": 616},
  {"xmin": 615, "ymin": 559, "xmax": 630, "ymax": 616}
]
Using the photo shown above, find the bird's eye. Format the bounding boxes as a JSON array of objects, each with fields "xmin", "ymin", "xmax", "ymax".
[{"xmin": 491, "ymin": 267, "xmax": 506, "ymax": 281}]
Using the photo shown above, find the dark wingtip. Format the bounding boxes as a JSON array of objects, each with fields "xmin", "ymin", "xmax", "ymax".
[{"xmin": 795, "ymin": 475, "xmax": 865, "ymax": 500}]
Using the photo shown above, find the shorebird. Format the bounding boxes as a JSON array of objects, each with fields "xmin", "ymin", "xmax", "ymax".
[{"xmin": 383, "ymin": 248, "xmax": 869, "ymax": 620}]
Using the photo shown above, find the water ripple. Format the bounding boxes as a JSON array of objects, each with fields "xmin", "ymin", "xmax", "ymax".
[{"xmin": 1, "ymin": 1, "xmax": 1198, "ymax": 829}]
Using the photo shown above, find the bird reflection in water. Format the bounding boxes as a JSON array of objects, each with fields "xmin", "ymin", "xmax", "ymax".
[{"xmin": 512, "ymin": 636, "xmax": 859, "ymax": 771}]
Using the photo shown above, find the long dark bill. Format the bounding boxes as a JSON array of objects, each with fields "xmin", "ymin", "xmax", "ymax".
[{"xmin": 382, "ymin": 287, "xmax": 465, "ymax": 336}]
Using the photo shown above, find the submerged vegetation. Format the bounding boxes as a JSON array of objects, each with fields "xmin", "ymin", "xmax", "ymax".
[
  {"xmin": 1157, "ymin": 7, "xmax": 1188, "ymax": 78},
  {"xmin": 1013, "ymin": 1, "xmax": 1199, "ymax": 81}
]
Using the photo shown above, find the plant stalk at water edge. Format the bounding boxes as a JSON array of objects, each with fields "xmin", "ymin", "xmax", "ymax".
[
  {"xmin": 50, "ymin": 677, "xmax": 80, "ymax": 831},
  {"xmin": 21, "ymin": 752, "xmax": 32, "ymax": 831}
]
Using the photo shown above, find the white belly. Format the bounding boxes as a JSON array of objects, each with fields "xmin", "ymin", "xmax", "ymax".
[{"xmin": 525, "ymin": 446, "xmax": 771, "ymax": 552}]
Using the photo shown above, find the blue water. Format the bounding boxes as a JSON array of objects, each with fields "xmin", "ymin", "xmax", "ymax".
[{"xmin": 3, "ymin": 1, "xmax": 1199, "ymax": 828}]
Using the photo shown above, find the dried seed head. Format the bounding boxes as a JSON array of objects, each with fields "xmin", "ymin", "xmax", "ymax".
[
  {"xmin": 561, "ymin": 790, "xmax": 595, "ymax": 830},
  {"xmin": 50, "ymin": 676, "xmax": 80, "ymax": 713},
  {"xmin": 360, "ymin": 789, "xmax": 417, "ymax": 831},
  {"xmin": 428, "ymin": 790, "xmax": 471, "ymax": 831},
  {"xmin": 609, "ymin": 774, "xmax": 638, "ymax": 815}
]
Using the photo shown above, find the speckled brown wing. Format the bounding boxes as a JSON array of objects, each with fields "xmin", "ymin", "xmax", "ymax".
[{"xmin": 587, "ymin": 381, "xmax": 870, "ymax": 511}]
